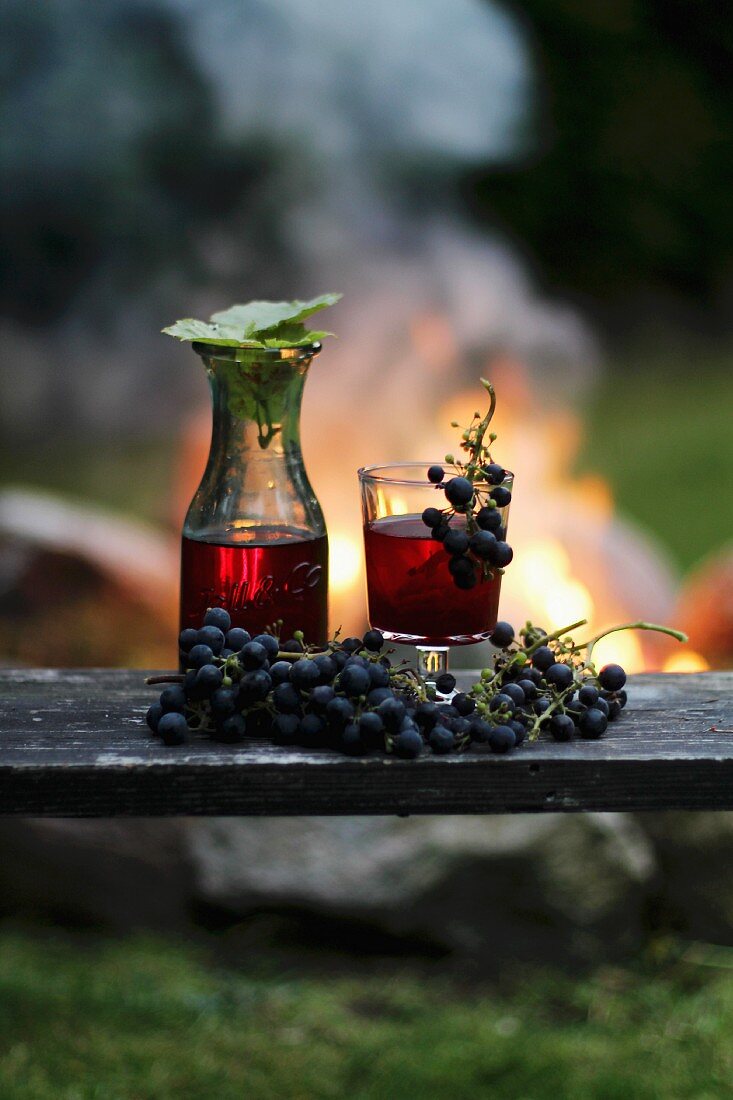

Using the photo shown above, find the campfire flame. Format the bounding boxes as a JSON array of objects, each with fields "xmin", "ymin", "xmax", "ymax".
[{"xmin": 662, "ymin": 649, "xmax": 710, "ymax": 673}]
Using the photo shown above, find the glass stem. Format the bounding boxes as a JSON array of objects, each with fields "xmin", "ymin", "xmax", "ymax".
[{"xmin": 416, "ymin": 646, "xmax": 452, "ymax": 697}]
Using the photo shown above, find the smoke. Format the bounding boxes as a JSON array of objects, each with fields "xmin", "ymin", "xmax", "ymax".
[{"xmin": 1, "ymin": 0, "xmax": 597, "ymax": 442}]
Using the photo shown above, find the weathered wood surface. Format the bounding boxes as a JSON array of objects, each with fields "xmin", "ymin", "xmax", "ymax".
[{"xmin": 0, "ymin": 670, "xmax": 730, "ymax": 816}]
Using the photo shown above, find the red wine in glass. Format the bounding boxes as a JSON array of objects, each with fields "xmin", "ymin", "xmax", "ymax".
[
  {"xmin": 363, "ymin": 514, "xmax": 501, "ymax": 646},
  {"xmin": 180, "ymin": 526, "xmax": 329, "ymax": 644}
]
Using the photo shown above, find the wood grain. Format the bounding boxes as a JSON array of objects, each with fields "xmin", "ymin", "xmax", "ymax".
[{"xmin": 0, "ymin": 670, "xmax": 730, "ymax": 816}]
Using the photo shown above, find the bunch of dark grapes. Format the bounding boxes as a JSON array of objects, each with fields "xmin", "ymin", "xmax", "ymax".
[
  {"xmin": 145, "ymin": 609, "xmax": 630, "ymax": 758},
  {"xmin": 419, "ymin": 380, "xmax": 513, "ymax": 590},
  {"xmin": 421, "ymin": 462, "xmax": 513, "ymax": 590},
  {"xmin": 470, "ymin": 620, "xmax": 628, "ymax": 745}
]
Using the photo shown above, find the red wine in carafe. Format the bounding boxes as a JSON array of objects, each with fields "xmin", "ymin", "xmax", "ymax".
[{"xmin": 181, "ymin": 527, "xmax": 328, "ymax": 643}]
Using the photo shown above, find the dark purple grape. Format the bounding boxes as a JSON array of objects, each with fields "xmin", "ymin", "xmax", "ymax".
[
  {"xmin": 178, "ymin": 628, "xmax": 198, "ymax": 653},
  {"xmin": 225, "ymin": 627, "xmax": 250, "ymax": 651},
  {"xmin": 429, "ymin": 725, "xmax": 455, "ymax": 754},
  {"xmin": 489, "ymin": 692, "xmax": 516, "ymax": 715},
  {"xmin": 598, "ymin": 664, "xmax": 627, "ymax": 692},
  {"xmin": 490, "ymin": 486, "xmax": 512, "ymax": 507},
  {"xmin": 414, "ymin": 701, "xmax": 439, "ymax": 730},
  {"xmin": 210, "ymin": 688, "xmax": 237, "ymax": 719},
  {"xmin": 204, "ymin": 607, "xmax": 231, "ymax": 632},
  {"xmin": 214, "ymin": 713, "xmax": 247, "ymax": 744},
  {"xmin": 549, "ymin": 714, "xmax": 574, "ymax": 741},
  {"xmin": 454, "ymin": 568, "xmax": 477, "ymax": 590},
  {"xmin": 435, "ymin": 672, "xmax": 456, "ymax": 695},
  {"xmin": 502, "ymin": 682, "xmax": 526, "ymax": 706},
  {"xmin": 158, "ymin": 712, "xmax": 188, "ymax": 745},
  {"xmin": 197, "ymin": 625, "xmax": 225, "ymax": 655},
  {"xmin": 252, "ymin": 633, "xmax": 280, "ymax": 661},
  {"xmin": 468, "ymin": 717, "xmax": 492, "ymax": 743},
  {"xmin": 146, "ymin": 702, "xmax": 163, "ymax": 734},
  {"xmin": 452, "ymin": 693, "xmax": 476, "ymax": 716},
  {"xmin": 337, "ymin": 664, "xmax": 371, "ymax": 697},
  {"xmin": 469, "ymin": 530, "xmax": 497, "ymax": 560},
  {"xmin": 394, "ymin": 727, "xmax": 423, "ymax": 758},
  {"xmin": 376, "ymin": 696, "xmax": 406, "ymax": 732},
  {"xmin": 491, "ymin": 541, "xmax": 513, "ymax": 568},
  {"xmin": 298, "ymin": 713, "xmax": 326, "ymax": 746},
  {"xmin": 368, "ymin": 662, "xmax": 390, "ymax": 689},
  {"xmin": 326, "ymin": 696, "xmax": 355, "ymax": 730},
  {"xmin": 444, "ymin": 477, "xmax": 473, "ymax": 507},
  {"xmin": 444, "ymin": 529, "xmax": 470, "ymax": 555},
  {"xmin": 532, "ymin": 646, "xmax": 555, "ymax": 672},
  {"xmin": 340, "ymin": 722, "xmax": 366, "ymax": 755},
  {"xmin": 272, "ymin": 683, "xmax": 302, "ymax": 714},
  {"xmin": 427, "ymin": 465, "xmax": 445, "ymax": 484},
  {"xmin": 272, "ymin": 713, "xmax": 300, "ymax": 745},
  {"xmin": 579, "ymin": 707, "xmax": 608, "ymax": 739},
  {"xmin": 510, "ymin": 720, "xmax": 526, "ymax": 746},
  {"xmin": 366, "ymin": 687, "xmax": 393, "ymax": 707},
  {"xmin": 422, "ymin": 507, "xmax": 443, "ymax": 529},
  {"xmin": 160, "ymin": 685, "xmax": 187, "ymax": 713},
  {"xmin": 578, "ymin": 684, "xmax": 599, "ymax": 707},
  {"xmin": 490, "ymin": 621, "xmax": 515, "ymax": 648},
  {"xmin": 195, "ymin": 665, "xmax": 223, "ymax": 693},
  {"xmin": 489, "ymin": 725, "xmax": 515, "ymax": 753},
  {"xmin": 289, "ymin": 659, "xmax": 321, "ymax": 690},
  {"xmin": 187, "ymin": 644, "xmax": 214, "ymax": 669},
  {"xmin": 517, "ymin": 678, "xmax": 538, "ymax": 700},
  {"xmin": 482, "ymin": 463, "xmax": 506, "ymax": 485},
  {"xmin": 309, "ymin": 685, "xmax": 336, "ymax": 714},
  {"xmin": 238, "ymin": 669, "xmax": 272, "ymax": 704},
  {"xmin": 363, "ymin": 629, "xmax": 384, "ymax": 652},
  {"xmin": 476, "ymin": 507, "xmax": 502, "ymax": 531},
  {"xmin": 240, "ymin": 641, "xmax": 269, "ymax": 670},
  {"xmin": 545, "ymin": 663, "xmax": 574, "ymax": 691},
  {"xmin": 269, "ymin": 660, "xmax": 292, "ymax": 685}
]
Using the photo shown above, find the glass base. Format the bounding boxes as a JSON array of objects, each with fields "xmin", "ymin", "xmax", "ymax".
[
  {"xmin": 379, "ymin": 628, "xmax": 492, "ymax": 647},
  {"xmin": 415, "ymin": 646, "xmax": 456, "ymax": 699}
]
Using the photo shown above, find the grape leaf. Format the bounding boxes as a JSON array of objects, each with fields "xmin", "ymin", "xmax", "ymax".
[
  {"xmin": 162, "ymin": 292, "xmax": 341, "ymax": 348},
  {"xmin": 161, "ymin": 318, "xmax": 260, "ymax": 345},
  {"xmin": 210, "ymin": 293, "xmax": 341, "ymax": 335}
]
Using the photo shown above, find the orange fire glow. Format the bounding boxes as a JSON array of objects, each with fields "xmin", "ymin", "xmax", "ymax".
[{"xmin": 662, "ymin": 649, "xmax": 710, "ymax": 673}]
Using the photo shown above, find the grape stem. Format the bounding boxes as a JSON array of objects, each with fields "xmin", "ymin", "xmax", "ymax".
[
  {"xmin": 145, "ymin": 674, "xmax": 185, "ymax": 685},
  {"xmin": 466, "ymin": 378, "xmax": 497, "ymax": 472},
  {"xmin": 524, "ymin": 619, "xmax": 588, "ymax": 656},
  {"xmin": 579, "ymin": 622, "xmax": 688, "ymax": 663}
]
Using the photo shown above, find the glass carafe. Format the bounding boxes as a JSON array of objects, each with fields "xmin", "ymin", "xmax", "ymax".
[{"xmin": 180, "ymin": 342, "xmax": 328, "ymax": 645}]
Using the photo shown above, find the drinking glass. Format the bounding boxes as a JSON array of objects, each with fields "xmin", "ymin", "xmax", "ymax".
[{"xmin": 358, "ymin": 463, "xmax": 513, "ymax": 687}]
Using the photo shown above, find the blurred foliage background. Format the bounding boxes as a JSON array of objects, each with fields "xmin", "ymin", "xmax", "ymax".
[{"xmin": 1, "ymin": 2, "xmax": 733, "ymax": 1095}]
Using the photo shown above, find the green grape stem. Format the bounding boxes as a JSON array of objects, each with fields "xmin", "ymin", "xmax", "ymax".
[
  {"xmin": 465, "ymin": 379, "xmax": 497, "ymax": 475},
  {"xmin": 524, "ymin": 619, "xmax": 589, "ymax": 656},
  {"xmin": 579, "ymin": 622, "xmax": 688, "ymax": 663}
]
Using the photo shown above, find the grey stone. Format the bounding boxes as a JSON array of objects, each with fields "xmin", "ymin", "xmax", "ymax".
[{"xmin": 189, "ymin": 813, "xmax": 657, "ymax": 967}]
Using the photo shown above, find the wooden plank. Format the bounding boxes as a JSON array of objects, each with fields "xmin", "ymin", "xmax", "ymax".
[{"xmin": 0, "ymin": 670, "xmax": 730, "ymax": 816}]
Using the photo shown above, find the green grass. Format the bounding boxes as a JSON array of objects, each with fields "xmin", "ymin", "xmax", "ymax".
[
  {"xmin": 1, "ymin": 931, "xmax": 733, "ymax": 1099},
  {"xmin": 577, "ymin": 350, "xmax": 733, "ymax": 572}
]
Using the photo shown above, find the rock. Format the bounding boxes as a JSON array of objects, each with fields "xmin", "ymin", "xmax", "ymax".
[
  {"xmin": 0, "ymin": 819, "xmax": 194, "ymax": 931},
  {"xmin": 635, "ymin": 812, "xmax": 733, "ymax": 943},
  {"xmin": 0, "ymin": 488, "xmax": 177, "ymax": 666},
  {"xmin": 189, "ymin": 813, "xmax": 657, "ymax": 969}
]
